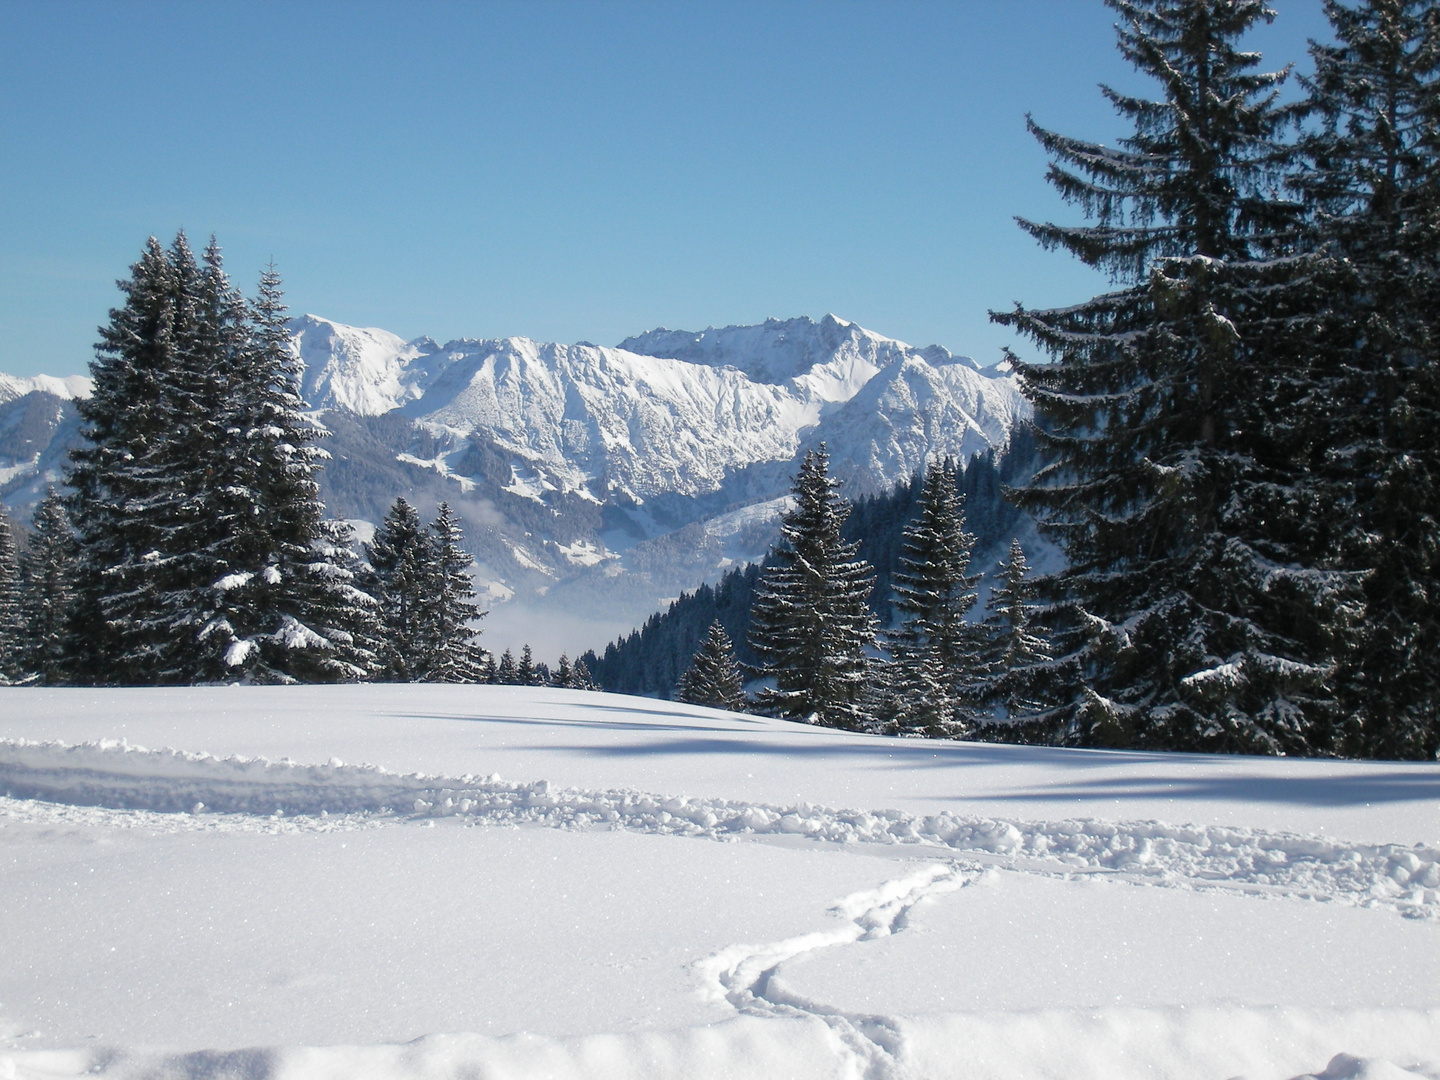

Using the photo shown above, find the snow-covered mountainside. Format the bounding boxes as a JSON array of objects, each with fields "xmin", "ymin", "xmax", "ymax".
[{"xmin": 0, "ymin": 315, "xmax": 1030, "ymax": 650}]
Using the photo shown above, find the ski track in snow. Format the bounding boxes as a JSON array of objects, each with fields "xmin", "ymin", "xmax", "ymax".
[
  {"xmin": 696, "ymin": 861, "xmax": 973, "ymax": 1079},
  {"xmin": 3, "ymin": 736, "xmax": 1436, "ymax": 921}
]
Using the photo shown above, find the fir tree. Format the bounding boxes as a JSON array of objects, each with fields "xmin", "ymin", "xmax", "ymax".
[
  {"xmin": 17, "ymin": 489, "xmax": 79, "ymax": 686},
  {"xmin": 0, "ymin": 507, "xmax": 21, "ymax": 683},
  {"xmin": 481, "ymin": 651, "xmax": 499, "ymax": 683},
  {"xmin": 368, "ymin": 497, "xmax": 436, "ymax": 681},
  {"xmin": 980, "ymin": 539, "xmax": 1053, "ymax": 722},
  {"xmin": 423, "ymin": 503, "xmax": 487, "ymax": 682},
  {"xmin": 749, "ymin": 445, "xmax": 877, "ymax": 729},
  {"xmin": 883, "ymin": 460, "xmax": 985, "ymax": 738},
  {"xmin": 992, "ymin": 0, "xmax": 1351, "ymax": 754},
  {"xmin": 678, "ymin": 620, "xmax": 748, "ymax": 711},
  {"xmin": 569, "ymin": 657, "xmax": 597, "ymax": 691},
  {"xmin": 1294, "ymin": 0, "xmax": 1440, "ymax": 758},
  {"xmin": 517, "ymin": 644, "xmax": 539, "ymax": 686},
  {"xmin": 67, "ymin": 233, "xmax": 207, "ymax": 683},
  {"xmin": 553, "ymin": 653, "xmax": 572, "ymax": 687},
  {"xmin": 496, "ymin": 648, "xmax": 518, "ymax": 684}
]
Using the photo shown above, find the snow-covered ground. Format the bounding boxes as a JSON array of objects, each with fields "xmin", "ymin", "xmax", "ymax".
[{"xmin": 1, "ymin": 686, "xmax": 1437, "ymax": 1080}]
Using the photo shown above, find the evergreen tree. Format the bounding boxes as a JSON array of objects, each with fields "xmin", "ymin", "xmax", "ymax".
[
  {"xmin": 749, "ymin": 445, "xmax": 877, "ymax": 728},
  {"xmin": 517, "ymin": 644, "xmax": 539, "ymax": 686},
  {"xmin": 196, "ymin": 250, "xmax": 375, "ymax": 682},
  {"xmin": 1295, "ymin": 0, "xmax": 1440, "ymax": 758},
  {"xmin": 0, "ymin": 507, "xmax": 21, "ymax": 683},
  {"xmin": 422, "ymin": 503, "xmax": 487, "ymax": 682},
  {"xmin": 678, "ymin": 620, "xmax": 748, "ymax": 711},
  {"xmin": 368, "ymin": 497, "xmax": 436, "ymax": 680},
  {"xmin": 67, "ymin": 233, "xmax": 208, "ymax": 683},
  {"xmin": 980, "ymin": 539, "xmax": 1053, "ymax": 722},
  {"xmin": 883, "ymin": 460, "xmax": 985, "ymax": 738},
  {"xmin": 17, "ymin": 489, "xmax": 79, "ymax": 685},
  {"xmin": 553, "ymin": 653, "xmax": 573, "ymax": 687},
  {"xmin": 496, "ymin": 648, "xmax": 518, "ymax": 684},
  {"xmin": 481, "ymin": 651, "xmax": 499, "ymax": 683},
  {"xmin": 569, "ymin": 657, "xmax": 597, "ymax": 690},
  {"xmin": 992, "ymin": 0, "xmax": 1351, "ymax": 754}
]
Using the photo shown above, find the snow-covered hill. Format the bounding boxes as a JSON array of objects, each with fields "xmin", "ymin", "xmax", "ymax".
[
  {"xmin": 2, "ymin": 685, "xmax": 1437, "ymax": 1080},
  {"xmin": 0, "ymin": 314, "xmax": 1031, "ymax": 650}
]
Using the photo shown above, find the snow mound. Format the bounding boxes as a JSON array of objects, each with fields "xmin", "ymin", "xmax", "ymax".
[{"xmin": 3, "ymin": 737, "xmax": 1435, "ymax": 918}]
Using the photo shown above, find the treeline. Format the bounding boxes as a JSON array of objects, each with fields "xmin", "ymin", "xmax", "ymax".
[
  {"xmin": 986, "ymin": 0, "xmax": 1440, "ymax": 759},
  {"xmin": 581, "ymin": 438, "xmax": 1031, "ymax": 698},
  {"xmin": 609, "ymin": 446, "xmax": 1046, "ymax": 735},
  {"xmin": 0, "ymin": 234, "xmax": 572, "ymax": 689}
]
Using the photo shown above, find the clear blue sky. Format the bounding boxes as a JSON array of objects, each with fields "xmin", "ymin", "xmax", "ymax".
[{"xmin": 0, "ymin": 0, "xmax": 1333, "ymax": 377}]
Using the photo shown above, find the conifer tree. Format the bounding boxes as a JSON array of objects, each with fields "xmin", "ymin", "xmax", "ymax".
[
  {"xmin": 18, "ymin": 489, "xmax": 79, "ymax": 685},
  {"xmin": 0, "ymin": 507, "xmax": 21, "ymax": 683},
  {"xmin": 67, "ymin": 233, "xmax": 206, "ymax": 682},
  {"xmin": 678, "ymin": 620, "xmax": 748, "ymax": 711},
  {"xmin": 1294, "ymin": 0, "xmax": 1440, "ymax": 758},
  {"xmin": 422, "ymin": 502, "xmax": 487, "ymax": 682},
  {"xmin": 496, "ymin": 648, "xmax": 518, "ymax": 684},
  {"xmin": 553, "ymin": 653, "xmax": 572, "ymax": 687},
  {"xmin": 517, "ymin": 644, "xmax": 539, "ymax": 686},
  {"xmin": 368, "ymin": 497, "xmax": 436, "ymax": 681},
  {"xmin": 481, "ymin": 651, "xmax": 499, "ymax": 683},
  {"xmin": 980, "ymin": 539, "xmax": 1053, "ymax": 722},
  {"xmin": 570, "ymin": 656, "xmax": 597, "ymax": 690},
  {"xmin": 992, "ymin": 0, "xmax": 1350, "ymax": 753},
  {"xmin": 883, "ymin": 460, "xmax": 985, "ymax": 737},
  {"xmin": 750, "ymin": 445, "xmax": 877, "ymax": 728}
]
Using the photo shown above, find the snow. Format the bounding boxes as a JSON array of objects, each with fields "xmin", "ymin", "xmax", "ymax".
[
  {"xmin": 1, "ymin": 685, "xmax": 1436, "ymax": 1080},
  {"xmin": 0, "ymin": 373, "xmax": 91, "ymax": 405}
]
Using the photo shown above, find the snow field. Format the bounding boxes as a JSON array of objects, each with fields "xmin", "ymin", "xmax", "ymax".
[
  {"xmin": 3, "ymin": 737, "xmax": 1436, "ymax": 918},
  {"xmin": 1, "ymin": 686, "xmax": 1438, "ymax": 1080}
]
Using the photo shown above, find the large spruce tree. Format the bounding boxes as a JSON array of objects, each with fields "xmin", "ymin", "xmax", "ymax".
[
  {"xmin": 66, "ymin": 234, "xmax": 374, "ymax": 684},
  {"xmin": 368, "ymin": 497, "xmax": 436, "ymax": 681},
  {"xmin": 1294, "ymin": 0, "xmax": 1440, "ymax": 758},
  {"xmin": 993, "ymin": 0, "xmax": 1351, "ymax": 754},
  {"xmin": 749, "ymin": 445, "xmax": 876, "ymax": 728}
]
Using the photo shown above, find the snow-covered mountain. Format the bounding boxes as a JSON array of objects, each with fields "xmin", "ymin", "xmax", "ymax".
[{"xmin": 0, "ymin": 315, "xmax": 1030, "ymax": 650}]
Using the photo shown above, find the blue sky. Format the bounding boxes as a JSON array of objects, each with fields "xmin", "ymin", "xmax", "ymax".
[{"xmin": 0, "ymin": 0, "xmax": 1332, "ymax": 377}]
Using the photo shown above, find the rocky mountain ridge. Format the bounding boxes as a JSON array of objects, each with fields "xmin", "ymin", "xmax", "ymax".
[{"xmin": 0, "ymin": 314, "xmax": 1030, "ymax": 651}]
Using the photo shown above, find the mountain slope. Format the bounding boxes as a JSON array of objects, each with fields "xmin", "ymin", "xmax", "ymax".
[{"xmin": 1, "ymin": 314, "xmax": 1031, "ymax": 652}]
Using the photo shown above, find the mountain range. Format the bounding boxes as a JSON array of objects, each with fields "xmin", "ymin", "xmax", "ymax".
[{"xmin": 0, "ymin": 315, "xmax": 1030, "ymax": 652}]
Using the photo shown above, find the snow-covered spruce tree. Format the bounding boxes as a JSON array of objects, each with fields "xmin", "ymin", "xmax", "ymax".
[
  {"xmin": 992, "ymin": 0, "xmax": 1354, "ymax": 754},
  {"xmin": 480, "ymin": 651, "xmax": 498, "ymax": 683},
  {"xmin": 496, "ymin": 648, "xmax": 518, "ymax": 684},
  {"xmin": 569, "ymin": 656, "xmax": 598, "ymax": 690},
  {"xmin": 517, "ymin": 644, "xmax": 540, "ymax": 686},
  {"xmin": 368, "ymin": 497, "xmax": 437, "ymax": 681},
  {"xmin": 0, "ymin": 506, "xmax": 21, "ymax": 683},
  {"xmin": 191, "ymin": 247, "xmax": 375, "ymax": 682},
  {"xmin": 553, "ymin": 653, "xmax": 572, "ymax": 687},
  {"xmin": 678, "ymin": 619, "xmax": 748, "ymax": 711},
  {"xmin": 17, "ymin": 489, "xmax": 79, "ymax": 685},
  {"xmin": 66, "ymin": 233, "xmax": 209, "ymax": 683},
  {"xmin": 421, "ymin": 502, "xmax": 487, "ymax": 683},
  {"xmin": 1293, "ymin": 0, "xmax": 1440, "ymax": 758},
  {"xmin": 749, "ymin": 445, "xmax": 877, "ymax": 729},
  {"xmin": 882, "ymin": 460, "xmax": 985, "ymax": 738},
  {"xmin": 980, "ymin": 539, "xmax": 1053, "ymax": 723}
]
